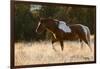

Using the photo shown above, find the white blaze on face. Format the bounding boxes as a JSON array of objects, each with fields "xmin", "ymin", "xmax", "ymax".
[
  {"xmin": 58, "ymin": 21, "xmax": 71, "ymax": 33},
  {"xmin": 36, "ymin": 22, "xmax": 41, "ymax": 32}
]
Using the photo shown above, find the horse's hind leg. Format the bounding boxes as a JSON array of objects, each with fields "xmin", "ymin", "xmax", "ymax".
[
  {"xmin": 87, "ymin": 27, "xmax": 92, "ymax": 51},
  {"xmin": 59, "ymin": 40, "xmax": 64, "ymax": 51},
  {"xmin": 80, "ymin": 39, "xmax": 84, "ymax": 49},
  {"xmin": 80, "ymin": 26, "xmax": 92, "ymax": 51},
  {"xmin": 86, "ymin": 36, "xmax": 92, "ymax": 51},
  {"xmin": 83, "ymin": 38, "xmax": 92, "ymax": 51},
  {"xmin": 85, "ymin": 26, "xmax": 92, "ymax": 51}
]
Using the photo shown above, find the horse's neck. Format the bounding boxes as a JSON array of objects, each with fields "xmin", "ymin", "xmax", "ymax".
[{"xmin": 45, "ymin": 23, "xmax": 58, "ymax": 34}]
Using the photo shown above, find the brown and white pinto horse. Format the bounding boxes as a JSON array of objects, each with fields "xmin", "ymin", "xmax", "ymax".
[{"xmin": 36, "ymin": 18, "xmax": 91, "ymax": 51}]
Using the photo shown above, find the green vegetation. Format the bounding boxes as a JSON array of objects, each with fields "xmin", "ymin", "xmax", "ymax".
[{"xmin": 15, "ymin": 3, "xmax": 96, "ymax": 41}]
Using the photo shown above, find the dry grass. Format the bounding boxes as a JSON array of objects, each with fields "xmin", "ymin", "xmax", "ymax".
[{"xmin": 15, "ymin": 36, "xmax": 95, "ymax": 66}]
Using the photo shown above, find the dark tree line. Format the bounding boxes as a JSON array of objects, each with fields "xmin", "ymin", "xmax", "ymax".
[{"xmin": 15, "ymin": 3, "xmax": 96, "ymax": 42}]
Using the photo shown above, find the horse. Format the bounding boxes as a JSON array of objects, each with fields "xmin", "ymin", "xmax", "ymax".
[{"xmin": 36, "ymin": 18, "xmax": 91, "ymax": 51}]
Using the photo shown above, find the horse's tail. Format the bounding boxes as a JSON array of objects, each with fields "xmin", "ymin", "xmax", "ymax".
[{"xmin": 85, "ymin": 26, "xmax": 92, "ymax": 51}]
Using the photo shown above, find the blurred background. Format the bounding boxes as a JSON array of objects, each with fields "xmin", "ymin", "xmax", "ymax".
[{"xmin": 14, "ymin": 2, "xmax": 96, "ymax": 42}]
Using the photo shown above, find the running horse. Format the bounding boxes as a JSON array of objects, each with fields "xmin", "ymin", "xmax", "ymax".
[{"xmin": 36, "ymin": 18, "xmax": 91, "ymax": 51}]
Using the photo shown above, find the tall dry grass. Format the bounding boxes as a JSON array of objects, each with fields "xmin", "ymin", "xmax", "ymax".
[{"xmin": 15, "ymin": 35, "xmax": 95, "ymax": 66}]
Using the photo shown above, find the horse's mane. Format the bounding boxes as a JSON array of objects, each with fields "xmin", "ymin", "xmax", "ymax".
[
  {"xmin": 40, "ymin": 18, "xmax": 59, "ymax": 26},
  {"xmin": 40, "ymin": 18, "xmax": 58, "ymax": 22}
]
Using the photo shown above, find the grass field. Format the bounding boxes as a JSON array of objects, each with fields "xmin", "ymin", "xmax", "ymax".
[{"xmin": 15, "ymin": 35, "xmax": 95, "ymax": 66}]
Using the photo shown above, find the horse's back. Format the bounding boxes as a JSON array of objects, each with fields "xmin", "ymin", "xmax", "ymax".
[
  {"xmin": 69, "ymin": 24, "xmax": 89, "ymax": 39},
  {"xmin": 69, "ymin": 24, "xmax": 84, "ymax": 33}
]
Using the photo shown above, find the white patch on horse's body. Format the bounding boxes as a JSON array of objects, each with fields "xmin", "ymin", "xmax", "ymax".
[
  {"xmin": 58, "ymin": 21, "xmax": 71, "ymax": 33},
  {"xmin": 36, "ymin": 21, "xmax": 41, "ymax": 32}
]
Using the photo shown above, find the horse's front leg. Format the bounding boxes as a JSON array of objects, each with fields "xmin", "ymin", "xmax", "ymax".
[
  {"xmin": 52, "ymin": 38, "xmax": 57, "ymax": 51},
  {"xmin": 59, "ymin": 40, "xmax": 64, "ymax": 51}
]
